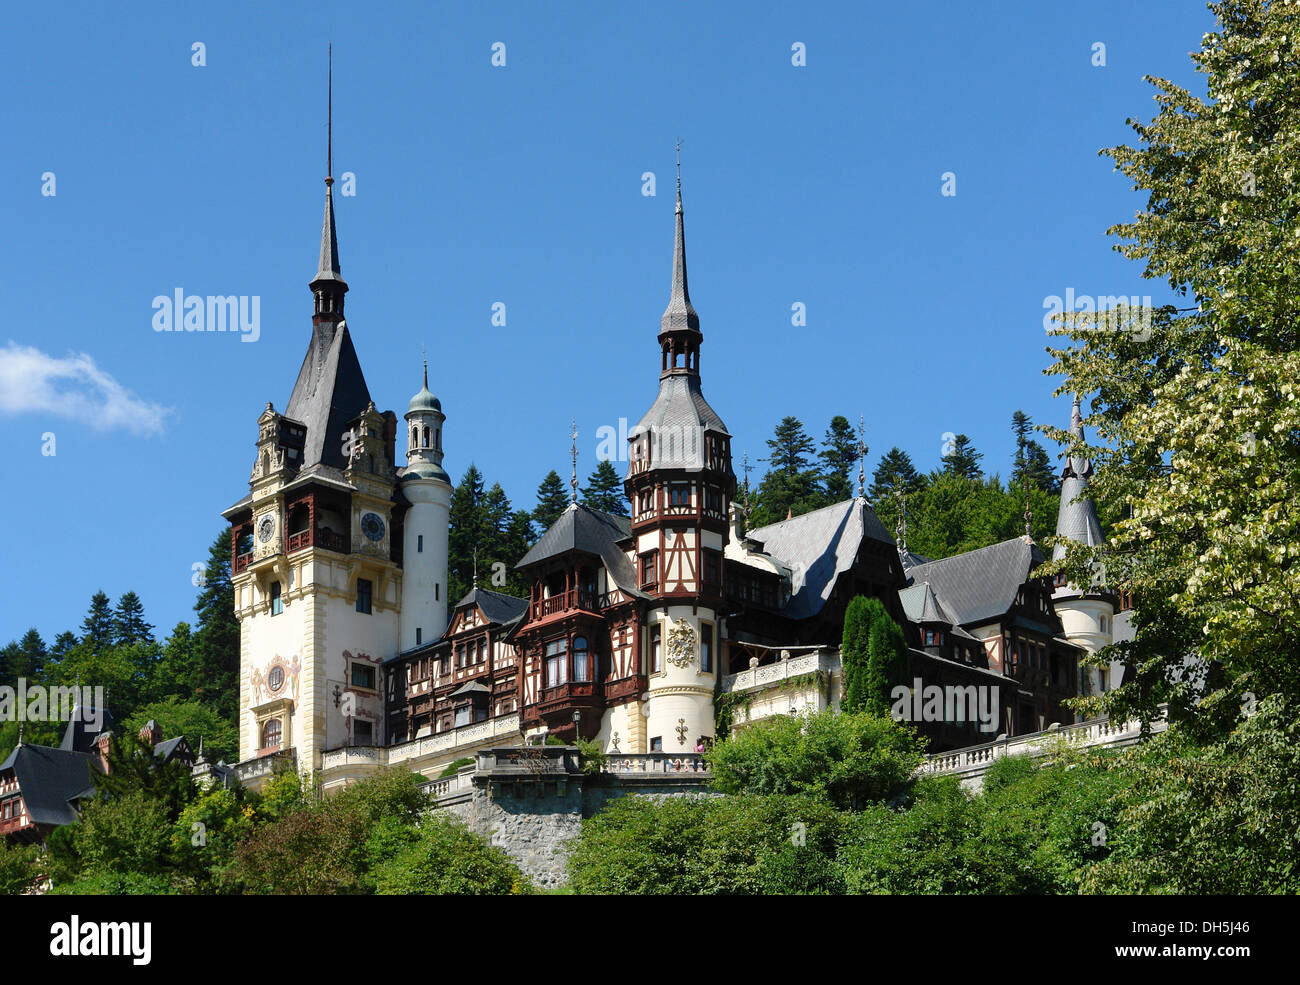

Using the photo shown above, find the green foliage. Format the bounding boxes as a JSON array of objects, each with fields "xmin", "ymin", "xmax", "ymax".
[
  {"xmin": 533, "ymin": 469, "xmax": 571, "ymax": 532},
  {"xmin": 818, "ymin": 415, "xmax": 860, "ymax": 503},
  {"xmin": 1044, "ymin": 0, "xmax": 1300, "ymax": 730},
  {"xmin": 448, "ymin": 465, "xmax": 534, "ymax": 603},
  {"xmin": 125, "ymin": 697, "xmax": 238, "ymax": 764},
  {"xmin": 574, "ymin": 737, "xmax": 607, "ymax": 775},
  {"xmin": 0, "ymin": 840, "xmax": 41, "ymax": 896},
  {"xmin": 941, "ymin": 434, "xmax": 983, "ymax": 481},
  {"xmin": 73, "ymin": 791, "xmax": 175, "ymax": 881},
  {"xmin": 567, "ymin": 793, "xmax": 844, "ymax": 895},
  {"xmin": 839, "ymin": 596, "xmax": 871, "ymax": 714},
  {"xmin": 869, "ymin": 446, "xmax": 925, "ymax": 502},
  {"xmin": 48, "ymin": 871, "xmax": 181, "ymax": 895},
  {"xmin": 863, "ymin": 602, "xmax": 910, "ymax": 719},
  {"xmin": 706, "ymin": 709, "xmax": 924, "ymax": 811},
  {"xmin": 373, "ymin": 814, "xmax": 528, "ymax": 894},
  {"xmin": 581, "ymin": 459, "xmax": 628, "ymax": 516},
  {"xmin": 92, "ymin": 732, "xmax": 196, "ymax": 822},
  {"xmin": 438, "ymin": 756, "xmax": 475, "ymax": 778},
  {"xmin": 751, "ymin": 416, "xmax": 822, "ymax": 526}
]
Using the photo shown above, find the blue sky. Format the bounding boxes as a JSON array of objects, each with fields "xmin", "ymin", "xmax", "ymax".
[{"xmin": 0, "ymin": 0, "xmax": 1215, "ymax": 645}]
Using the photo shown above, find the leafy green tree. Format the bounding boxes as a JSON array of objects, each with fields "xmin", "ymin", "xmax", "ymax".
[
  {"xmin": 706, "ymin": 709, "xmax": 924, "ymax": 811},
  {"xmin": 940, "ymin": 434, "xmax": 984, "ymax": 481},
  {"xmin": 448, "ymin": 464, "xmax": 488, "ymax": 603},
  {"xmin": 92, "ymin": 732, "xmax": 196, "ymax": 822},
  {"xmin": 373, "ymin": 815, "xmax": 528, "ymax": 894},
  {"xmin": 50, "ymin": 631, "xmax": 77, "ymax": 661},
  {"xmin": 818, "ymin": 415, "xmax": 859, "ymax": 504},
  {"xmin": 533, "ymin": 469, "xmax": 571, "ymax": 532},
  {"xmin": 66, "ymin": 790, "xmax": 175, "ymax": 882},
  {"xmin": 581, "ymin": 459, "xmax": 628, "ymax": 516},
  {"xmin": 2, "ymin": 629, "xmax": 47, "ymax": 686},
  {"xmin": 125, "ymin": 697, "xmax": 238, "ymax": 764},
  {"xmin": 1044, "ymin": 0, "xmax": 1300, "ymax": 731},
  {"xmin": 840, "ymin": 596, "xmax": 871, "ymax": 713},
  {"xmin": 0, "ymin": 840, "xmax": 40, "ymax": 896},
  {"xmin": 112, "ymin": 591, "xmax": 154, "ymax": 646}
]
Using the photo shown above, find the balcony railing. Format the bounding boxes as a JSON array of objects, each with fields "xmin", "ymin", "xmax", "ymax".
[
  {"xmin": 233, "ymin": 551, "xmax": 253, "ymax": 574},
  {"xmin": 530, "ymin": 589, "xmax": 599, "ymax": 621},
  {"xmin": 601, "ymin": 752, "xmax": 710, "ymax": 775}
]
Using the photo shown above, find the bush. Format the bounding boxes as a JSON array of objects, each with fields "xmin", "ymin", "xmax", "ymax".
[
  {"xmin": 373, "ymin": 814, "xmax": 528, "ymax": 894},
  {"xmin": 439, "ymin": 757, "xmax": 475, "ymax": 778},
  {"xmin": 0, "ymin": 839, "xmax": 41, "ymax": 896},
  {"xmin": 707, "ymin": 709, "xmax": 924, "ymax": 810}
]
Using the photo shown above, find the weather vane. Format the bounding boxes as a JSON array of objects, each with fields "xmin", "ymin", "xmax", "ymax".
[
  {"xmin": 570, "ymin": 419, "xmax": 579, "ymax": 504},
  {"xmin": 857, "ymin": 415, "xmax": 868, "ymax": 500}
]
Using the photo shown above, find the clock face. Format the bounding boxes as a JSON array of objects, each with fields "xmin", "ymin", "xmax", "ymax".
[
  {"xmin": 361, "ymin": 512, "xmax": 385, "ymax": 542},
  {"xmin": 257, "ymin": 515, "xmax": 275, "ymax": 543}
]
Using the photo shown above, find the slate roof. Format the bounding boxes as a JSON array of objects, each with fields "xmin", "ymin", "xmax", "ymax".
[
  {"xmin": 898, "ymin": 582, "xmax": 983, "ymax": 643},
  {"xmin": 284, "ymin": 322, "xmax": 372, "ymax": 471},
  {"xmin": 628, "ymin": 374, "xmax": 730, "ymax": 469},
  {"xmin": 904, "ymin": 536, "xmax": 1046, "ymax": 627},
  {"xmin": 60, "ymin": 705, "xmax": 113, "ymax": 754},
  {"xmin": 453, "ymin": 586, "xmax": 528, "ymax": 629},
  {"xmin": 516, "ymin": 502, "xmax": 642, "ymax": 596},
  {"xmin": 0, "ymin": 744, "xmax": 102, "ymax": 827},
  {"xmin": 746, "ymin": 498, "xmax": 896, "ymax": 621}
]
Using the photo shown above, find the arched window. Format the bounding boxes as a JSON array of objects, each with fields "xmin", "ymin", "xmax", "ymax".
[
  {"xmin": 261, "ymin": 718, "xmax": 282, "ymax": 749},
  {"xmin": 423, "ymin": 426, "xmax": 430, "ymax": 448},
  {"xmin": 573, "ymin": 636, "xmax": 589, "ymax": 682},
  {"xmin": 411, "ymin": 426, "xmax": 418, "ymax": 449}
]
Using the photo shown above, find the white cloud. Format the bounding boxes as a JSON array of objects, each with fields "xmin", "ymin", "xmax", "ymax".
[{"xmin": 0, "ymin": 341, "xmax": 171, "ymax": 437}]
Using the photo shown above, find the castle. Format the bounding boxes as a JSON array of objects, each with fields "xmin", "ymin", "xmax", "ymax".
[{"xmin": 220, "ymin": 120, "xmax": 1126, "ymax": 794}]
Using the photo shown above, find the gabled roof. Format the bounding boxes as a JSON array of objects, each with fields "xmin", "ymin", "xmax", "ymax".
[
  {"xmin": 746, "ymin": 497, "xmax": 896, "ymax": 620},
  {"xmin": 516, "ymin": 502, "xmax": 642, "ymax": 596},
  {"xmin": 628, "ymin": 375, "xmax": 729, "ymax": 464},
  {"xmin": 152, "ymin": 736, "xmax": 193, "ymax": 765},
  {"xmin": 0, "ymin": 744, "xmax": 102, "ymax": 827},
  {"xmin": 452, "ymin": 586, "xmax": 528, "ymax": 629},
  {"xmin": 284, "ymin": 322, "xmax": 372, "ymax": 471},
  {"xmin": 904, "ymin": 536, "xmax": 1046, "ymax": 627},
  {"xmin": 899, "ymin": 582, "xmax": 983, "ymax": 643}
]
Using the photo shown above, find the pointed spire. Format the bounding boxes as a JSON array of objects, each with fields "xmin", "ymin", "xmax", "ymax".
[
  {"xmin": 472, "ymin": 547, "xmax": 479, "ymax": 588},
  {"xmin": 1024, "ymin": 478, "xmax": 1033, "ymax": 539},
  {"xmin": 1053, "ymin": 392, "xmax": 1104, "ymax": 562},
  {"xmin": 660, "ymin": 140, "xmax": 700, "ymax": 340},
  {"xmin": 311, "ymin": 45, "xmax": 347, "ymax": 313},
  {"xmin": 897, "ymin": 495, "xmax": 908, "ymax": 553}
]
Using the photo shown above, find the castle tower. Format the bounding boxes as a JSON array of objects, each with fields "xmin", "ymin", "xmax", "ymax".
[
  {"xmin": 222, "ymin": 55, "xmax": 399, "ymax": 782},
  {"xmin": 1051, "ymin": 394, "xmax": 1120, "ymax": 695},
  {"xmin": 399, "ymin": 358, "xmax": 452, "ymax": 650},
  {"xmin": 623, "ymin": 157, "xmax": 736, "ymax": 753}
]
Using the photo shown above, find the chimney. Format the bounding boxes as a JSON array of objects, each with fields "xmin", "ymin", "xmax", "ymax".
[
  {"xmin": 138, "ymin": 719, "xmax": 162, "ymax": 748},
  {"xmin": 95, "ymin": 733, "xmax": 112, "ymax": 774}
]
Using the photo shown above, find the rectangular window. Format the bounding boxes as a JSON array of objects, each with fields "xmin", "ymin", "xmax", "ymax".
[
  {"xmin": 435, "ymin": 583, "xmax": 440, "ymax": 601},
  {"xmin": 705, "ymin": 487, "xmax": 722, "ymax": 512},
  {"xmin": 477, "ymin": 638, "xmax": 487, "ymax": 664},
  {"xmin": 416, "ymin": 627, "xmax": 423, "ymax": 646},
  {"xmin": 669, "ymin": 484, "xmax": 690, "ymax": 506},
  {"xmin": 356, "ymin": 578, "xmax": 373, "ymax": 614},
  {"xmin": 418, "ymin": 534, "xmax": 424, "ymax": 553},
  {"xmin": 545, "ymin": 638, "xmax": 568, "ymax": 687},
  {"xmin": 353, "ymin": 720, "xmax": 373, "ymax": 745},
  {"xmin": 454, "ymin": 706, "xmax": 470, "ymax": 728},
  {"xmin": 700, "ymin": 623, "xmax": 713, "ymax": 673},
  {"xmin": 650, "ymin": 623, "xmax": 662, "ymax": 673},
  {"xmin": 640, "ymin": 552, "xmax": 657, "ymax": 588},
  {"xmin": 703, "ymin": 549, "xmax": 721, "ymax": 588},
  {"xmin": 639, "ymin": 490, "xmax": 652, "ymax": 513},
  {"xmin": 351, "ymin": 663, "xmax": 377, "ymax": 690},
  {"xmin": 650, "ymin": 736, "xmax": 663, "ymax": 752},
  {"xmin": 270, "ymin": 581, "xmax": 283, "ymax": 616}
]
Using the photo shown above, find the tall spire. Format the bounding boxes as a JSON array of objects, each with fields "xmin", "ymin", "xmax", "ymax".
[
  {"xmin": 311, "ymin": 44, "xmax": 347, "ymax": 319},
  {"xmin": 856, "ymin": 415, "xmax": 868, "ymax": 500},
  {"xmin": 659, "ymin": 141, "xmax": 701, "ymax": 374}
]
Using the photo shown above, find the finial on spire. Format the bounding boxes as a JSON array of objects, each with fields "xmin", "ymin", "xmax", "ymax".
[
  {"xmin": 326, "ymin": 43, "xmax": 333, "ymax": 186},
  {"xmin": 1024, "ymin": 475, "xmax": 1033, "ymax": 538},
  {"xmin": 570, "ymin": 420, "xmax": 579, "ymax": 504},
  {"xmin": 897, "ymin": 495, "xmax": 908, "ymax": 553},
  {"xmin": 857, "ymin": 415, "xmax": 868, "ymax": 500},
  {"xmin": 422, "ymin": 344, "xmax": 428, "ymax": 389},
  {"xmin": 472, "ymin": 547, "xmax": 478, "ymax": 588},
  {"xmin": 675, "ymin": 138, "xmax": 682, "ymax": 202}
]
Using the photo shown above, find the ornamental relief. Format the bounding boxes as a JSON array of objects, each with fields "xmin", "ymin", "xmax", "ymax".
[
  {"xmin": 666, "ymin": 622, "xmax": 697, "ymax": 669},
  {"xmin": 251, "ymin": 653, "xmax": 300, "ymax": 704}
]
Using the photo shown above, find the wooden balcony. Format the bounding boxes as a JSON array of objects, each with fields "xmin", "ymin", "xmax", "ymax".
[{"xmin": 530, "ymin": 589, "xmax": 599, "ymax": 621}]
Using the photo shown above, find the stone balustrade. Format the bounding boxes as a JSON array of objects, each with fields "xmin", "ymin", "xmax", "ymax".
[{"xmin": 720, "ymin": 647, "xmax": 838, "ymax": 695}]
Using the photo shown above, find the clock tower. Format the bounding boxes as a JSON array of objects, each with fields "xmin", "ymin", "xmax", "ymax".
[{"xmin": 222, "ymin": 73, "xmax": 401, "ymax": 783}]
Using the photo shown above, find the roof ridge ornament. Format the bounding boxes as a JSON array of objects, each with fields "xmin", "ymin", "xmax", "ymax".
[{"xmin": 570, "ymin": 419, "xmax": 579, "ymax": 504}]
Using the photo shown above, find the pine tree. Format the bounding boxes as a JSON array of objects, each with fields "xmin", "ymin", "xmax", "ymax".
[
  {"xmin": 80, "ymin": 591, "xmax": 115, "ymax": 652},
  {"xmin": 1011, "ymin": 410, "xmax": 1033, "ymax": 479},
  {"xmin": 2, "ymin": 629, "xmax": 47, "ymax": 684},
  {"xmin": 192, "ymin": 529, "xmax": 239, "ymax": 719},
  {"xmin": 113, "ymin": 591, "xmax": 154, "ymax": 647},
  {"xmin": 50, "ymin": 632, "xmax": 78, "ymax": 661},
  {"xmin": 863, "ymin": 601, "xmax": 910, "ymax": 718},
  {"xmin": 840, "ymin": 597, "xmax": 872, "ymax": 714},
  {"xmin": 869, "ymin": 447, "xmax": 925, "ymax": 501},
  {"xmin": 818, "ymin": 415, "xmax": 859, "ymax": 504},
  {"xmin": 1023, "ymin": 441, "xmax": 1060, "ymax": 494},
  {"xmin": 448, "ymin": 465, "xmax": 488, "ymax": 604},
  {"xmin": 533, "ymin": 470, "xmax": 571, "ymax": 532},
  {"xmin": 581, "ymin": 460, "xmax": 628, "ymax": 516},
  {"xmin": 751, "ymin": 416, "xmax": 821, "ymax": 526},
  {"xmin": 941, "ymin": 434, "xmax": 984, "ymax": 481}
]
